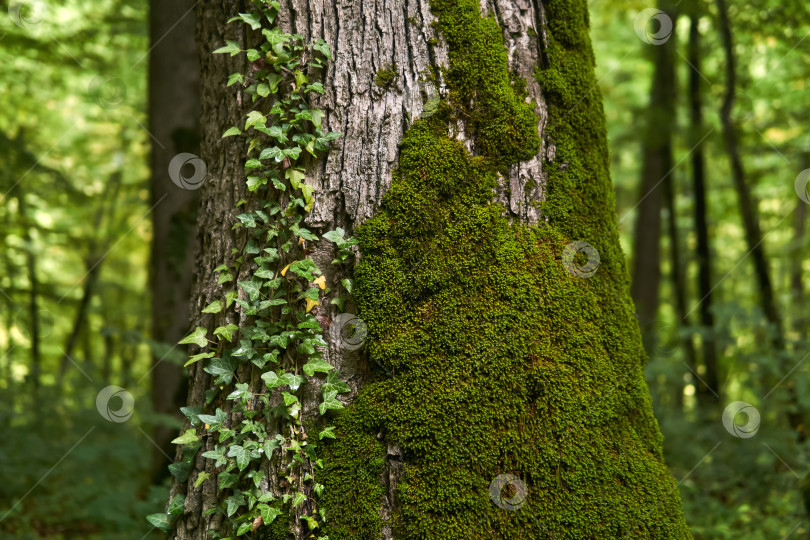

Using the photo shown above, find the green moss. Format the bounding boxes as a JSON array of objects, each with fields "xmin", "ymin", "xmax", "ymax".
[
  {"xmin": 429, "ymin": 0, "xmax": 540, "ymax": 172},
  {"xmin": 319, "ymin": 0, "xmax": 690, "ymax": 538},
  {"xmin": 375, "ymin": 64, "xmax": 398, "ymax": 89}
]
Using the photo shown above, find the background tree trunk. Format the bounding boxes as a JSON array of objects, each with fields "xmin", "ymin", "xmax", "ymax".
[
  {"xmin": 687, "ymin": 7, "xmax": 720, "ymax": 406},
  {"xmin": 167, "ymin": 0, "xmax": 690, "ymax": 538},
  {"xmin": 630, "ymin": 0, "xmax": 678, "ymax": 354},
  {"xmin": 149, "ymin": 0, "xmax": 201, "ymax": 484}
]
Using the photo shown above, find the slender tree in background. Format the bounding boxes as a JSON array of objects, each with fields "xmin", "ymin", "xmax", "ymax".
[
  {"xmin": 149, "ymin": 0, "xmax": 201, "ymax": 483},
  {"xmin": 630, "ymin": 0, "xmax": 678, "ymax": 355},
  {"xmin": 164, "ymin": 0, "xmax": 689, "ymax": 537},
  {"xmin": 687, "ymin": 3, "xmax": 720, "ymax": 405},
  {"xmin": 790, "ymin": 154, "xmax": 808, "ymax": 344},
  {"xmin": 714, "ymin": 0, "xmax": 805, "ymax": 438}
]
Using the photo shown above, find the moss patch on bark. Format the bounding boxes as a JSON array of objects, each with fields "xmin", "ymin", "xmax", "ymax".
[{"xmin": 318, "ymin": 0, "xmax": 690, "ymax": 538}]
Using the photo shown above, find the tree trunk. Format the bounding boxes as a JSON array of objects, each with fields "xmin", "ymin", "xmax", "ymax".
[
  {"xmin": 663, "ymin": 162, "xmax": 698, "ymax": 408},
  {"xmin": 687, "ymin": 9, "xmax": 720, "ymax": 406},
  {"xmin": 167, "ymin": 0, "xmax": 690, "ymax": 538},
  {"xmin": 790, "ymin": 153, "xmax": 809, "ymax": 343},
  {"xmin": 630, "ymin": 0, "xmax": 678, "ymax": 355},
  {"xmin": 17, "ymin": 186, "xmax": 41, "ymax": 398},
  {"xmin": 715, "ymin": 0, "xmax": 804, "ymax": 438},
  {"xmin": 148, "ymin": 0, "xmax": 201, "ymax": 484}
]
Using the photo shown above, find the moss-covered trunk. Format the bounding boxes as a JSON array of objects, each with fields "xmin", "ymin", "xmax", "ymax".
[{"xmin": 167, "ymin": 0, "xmax": 690, "ymax": 538}]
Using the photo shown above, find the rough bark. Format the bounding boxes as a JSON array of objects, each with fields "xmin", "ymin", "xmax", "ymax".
[
  {"xmin": 167, "ymin": 1, "xmax": 689, "ymax": 538},
  {"xmin": 148, "ymin": 0, "xmax": 201, "ymax": 484}
]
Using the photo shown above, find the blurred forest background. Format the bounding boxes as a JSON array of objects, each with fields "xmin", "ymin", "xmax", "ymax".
[{"xmin": 1, "ymin": 0, "xmax": 809, "ymax": 538}]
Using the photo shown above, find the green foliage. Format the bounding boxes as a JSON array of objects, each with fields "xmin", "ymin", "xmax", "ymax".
[{"xmin": 165, "ymin": 1, "xmax": 353, "ymax": 537}]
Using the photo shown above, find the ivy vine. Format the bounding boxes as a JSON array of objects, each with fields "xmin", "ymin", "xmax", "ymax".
[{"xmin": 148, "ymin": 1, "xmax": 356, "ymax": 537}]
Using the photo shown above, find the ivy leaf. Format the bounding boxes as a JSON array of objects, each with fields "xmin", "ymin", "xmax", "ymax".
[
  {"xmin": 230, "ymin": 12, "xmax": 261, "ymax": 29},
  {"xmin": 245, "ymin": 110, "xmax": 267, "ymax": 129},
  {"xmin": 266, "ymin": 72, "xmax": 283, "ymax": 93},
  {"xmin": 227, "ymin": 382, "xmax": 252, "ymax": 402},
  {"xmin": 219, "ymin": 470, "xmax": 239, "ymax": 489},
  {"xmin": 184, "ymin": 351, "xmax": 215, "ymax": 367},
  {"xmin": 319, "ymin": 426, "xmax": 336, "ymax": 440},
  {"xmin": 282, "ymin": 392, "xmax": 299, "ymax": 406},
  {"xmin": 238, "ymin": 280, "xmax": 262, "ymax": 301},
  {"xmin": 169, "ymin": 461, "xmax": 191, "ymax": 482},
  {"xmin": 204, "ymin": 356, "xmax": 237, "ymax": 384},
  {"xmin": 259, "ymin": 146, "xmax": 284, "ymax": 162},
  {"xmin": 180, "ymin": 406, "xmax": 204, "ymax": 426},
  {"xmin": 312, "ymin": 39, "xmax": 331, "ymax": 59},
  {"xmin": 341, "ymin": 278, "xmax": 354, "ymax": 293},
  {"xmin": 266, "ymin": 125, "xmax": 287, "ymax": 142},
  {"xmin": 285, "ymin": 167, "xmax": 306, "ymax": 189},
  {"xmin": 146, "ymin": 513, "xmax": 171, "ymax": 533},
  {"xmin": 279, "ymin": 373, "xmax": 304, "ymax": 391},
  {"xmin": 244, "ymin": 158, "xmax": 263, "ymax": 170},
  {"xmin": 228, "ymin": 445, "xmax": 251, "ymax": 471},
  {"xmin": 330, "ymin": 295, "xmax": 347, "ymax": 311},
  {"xmin": 293, "ymin": 492, "xmax": 307, "ymax": 508},
  {"xmin": 227, "ymin": 72, "xmax": 244, "ymax": 87},
  {"xmin": 201, "ymin": 446, "xmax": 228, "ymax": 467},
  {"xmin": 179, "ymin": 327, "xmax": 208, "ymax": 348},
  {"xmin": 261, "ymin": 370, "xmax": 281, "ymax": 388},
  {"xmin": 257, "ymin": 83, "xmax": 270, "ymax": 97},
  {"xmin": 310, "ymin": 109, "xmax": 325, "ymax": 129},
  {"xmin": 225, "ymin": 492, "xmax": 246, "ymax": 517},
  {"xmin": 319, "ymin": 389, "xmax": 344, "ymax": 415},
  {"xmin": 202, "ymin": 300, "xmax": 222, "ymax": 314},
  {"xmin": 168, "ymin": 494, "xmax": 186, "ymax": 516},
  {"xmin": 247, "ymin": 175, "xmax": 267, "ymax": 191},
  {"xmin": 213, "ymin": 324, "xmax": 239, "ymax": 342},
  {"xmin": 306, "ymin": 82, "xmax": 325, "ymax": 94},
  {"xmin": 172, "ymin": 429, "xmax": 200, "ymax": 445},
  {"xmin": 322, "ymin": 228, "xmax": 346, "ymax": 244},
  {"xmin": 283, "ymin": 146, "xmax": 302, "ymax": 160},
  {"xmin": 323, "ymin": 371, "xmax": 351, "ymax": 394},
  {"xmin": 258, "ymin": 503, "xmax": 282, "ymax": 524},
  {"xmin": 305, "ymin": 298, "xmax": 319, "ymax": 313},
  {"xmin": 222, "ymin": 126, "xmax": 241, "ymax": 138},
  {"xmin": 237, "ymin": 212, "xmax": 257, "ymax": 228},
  {"xmin": 225, "ymin": 291, "xmax": 238, "ymax": 308},
  {"xmin": 213, "ymin": 39, "xmax": 241, "ymax": 56},
  {"xmin": 217, "ymin": 271, "xmax": 234, "ymax": 284},
  {"xmin": 194, "ymin": 471, "xmax": 210, "ymax": 488},
  {"xmin": 303, "ymin": 358, "xmax": 334, "ymax": 376},
  {"xmin": 262, "ymin": 437, "xmax": 281, "ymax": 459}
]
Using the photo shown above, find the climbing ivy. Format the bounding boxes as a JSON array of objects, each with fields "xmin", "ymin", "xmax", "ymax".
[{"xmin": 148, "ymin": 1, "xmax": 354, "ymax": 537}]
